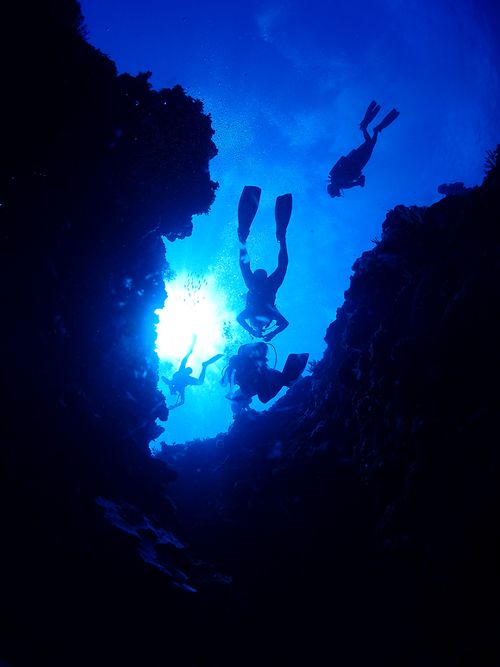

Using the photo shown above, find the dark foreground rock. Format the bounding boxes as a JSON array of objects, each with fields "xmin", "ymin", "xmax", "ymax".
[
  {"xmin": 1, "ymin": 2, "xmax": 499, "ymax": 665},
  {"xmin": 158, "ymin": 146, "xmax": 500, "ymax": 666}
]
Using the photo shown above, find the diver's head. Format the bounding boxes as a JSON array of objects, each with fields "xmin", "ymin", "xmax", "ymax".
[
  {"xmin": 253, "ymin": 342, "xmax": 268, "ymax": 358},
  {"xmin": 327, "ymin": 181, "xmax": 342, "ymax": 198},
  {"xmin": 185, "ymin": 367, "xmax": 193, "ymax": 375},
  {"xmin": 245, "ymin": 341, "xmax": 268, "ymax": 363},
  {"xmin": 238, "ymin": 341, "xmax": 268, "ymax": 359},
  {"xmin": 253, "ymin": 268, "xmax": 268, "ymax": 283}
]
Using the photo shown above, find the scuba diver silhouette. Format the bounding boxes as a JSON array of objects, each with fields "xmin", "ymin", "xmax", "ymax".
[
  {"xmin": 327, "ymin": 101, "xmax": 400, "ymax": 197},
  {"xmin": 236, "ymin": 186, "xmax": 291, "ymax": 342},
  {"xmin": 161, "ymin": 335, "xmax": 223, "ymax": 409},
  {"xmin": 222, "ymin": 341, "xmax": 309, "ymax": 415}
]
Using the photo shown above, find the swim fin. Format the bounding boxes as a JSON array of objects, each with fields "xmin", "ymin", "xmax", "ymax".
[
  {"xmin": 202, "ymin": 353, "xmax": 224, "ymax": 366},
  {"xmin": 360, "ymin": 100, "xmax": 381, "ymax": 130},
  {"xmin": 275, "ymin": 193, "xmax": 292, "ymax": 242},
  {"xmin": 238, "ymin": 185, "xmax": 261, "ymax": 243},
  {"xmin": 281, "ymin": 352, "xmax": 309, "ymax": 386},
  {"xmin": 373, "ymin": 108, "xmax": 400, "ymax": 133},
  {"xmin": 257, "ymin": 368, "xmax": 286, "ymax": 403}
]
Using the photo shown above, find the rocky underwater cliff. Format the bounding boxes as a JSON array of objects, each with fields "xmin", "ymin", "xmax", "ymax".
[
  {"xmin": 159, "ymin": 150, "xmax": 500, "ymax": 666},
  {"xmin": 1, "ymin": 2, "xmax": 499, "ymax": 666}
]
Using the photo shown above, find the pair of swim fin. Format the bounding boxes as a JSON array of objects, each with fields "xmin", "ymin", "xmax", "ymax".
[
  {"xmin": 238, "ymin": 186, "xmax": 292, "ymax": 244},
  {"xmin": 360, "ymin": 100, "xmax": 400, "ymax": 133}
]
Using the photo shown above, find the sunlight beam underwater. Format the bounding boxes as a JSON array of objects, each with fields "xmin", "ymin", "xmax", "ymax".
[{"xmin": 155, "ymin": 270, "xmax": 235, "ymax": 377}]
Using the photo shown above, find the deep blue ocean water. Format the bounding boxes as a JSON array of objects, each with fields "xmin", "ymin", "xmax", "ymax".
[{"xmin": 80, "ymin": 0, "xmax": 500, "ymax": 445}]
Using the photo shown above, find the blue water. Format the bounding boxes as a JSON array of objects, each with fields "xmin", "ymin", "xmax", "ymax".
[{"xmin": 80, "ymin": 0, "xmax": 500, "ymax": 444}]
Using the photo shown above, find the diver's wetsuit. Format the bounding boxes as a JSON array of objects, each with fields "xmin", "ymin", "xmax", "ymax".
[
  {"xmin": 239, "ymin": 242, "xmax": 288, "ymax": 329},
  {"xmin": 226, "ymin": 343, "xmax": 283, "ymax": 402},
  {"xmin": 236, "ymin": 186, "xmax": 291, "ymax": 341},
  {"xmin": 327, "ymin": 101, "xmax": 399, "ymax": 197},
  {"xmin": 162, "ymin": 340, "xmax": 223, "ymax": 409},
  {"xmin": 329, "ymin": 133, "xmax": 376, "ymax": 187}
]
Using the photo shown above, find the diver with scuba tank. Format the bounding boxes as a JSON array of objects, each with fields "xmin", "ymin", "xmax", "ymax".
[
  {"xmin": 222, "ymin": 341, "xmax": 309, "ymax": 415},
  {"xmin": 327, "ymin": 100, "xmax": 400, "ymax": 197},
  {"xmin": 236, "ymin": 186, "xmax": 291, "ymax": 342}
]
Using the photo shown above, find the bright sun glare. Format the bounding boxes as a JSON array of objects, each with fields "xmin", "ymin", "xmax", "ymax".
[{"xmin": 155, "ymin": 270, "xmax": 235, "ymax": 371}]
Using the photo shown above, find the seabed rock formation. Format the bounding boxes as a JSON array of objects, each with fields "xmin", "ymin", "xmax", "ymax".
[{"xmin": 2, "ymin": 2, "xmax": 500, "ymax": 666}]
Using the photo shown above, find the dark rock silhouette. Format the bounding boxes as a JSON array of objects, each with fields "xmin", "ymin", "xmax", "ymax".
[
  {"xmin": 159, "ymin": 146, "xmax": 500, "ymax": 666},
  {"xmin": 437, "ymin": 181, "xmax": 467, "ymax": 195},
  {"xmin": 1, "ymin": 2, "xmax": 499, "ymax": 666},
  {"xmin": 1, "ymin": 2, "xmax": 218, "ymax": 665}
]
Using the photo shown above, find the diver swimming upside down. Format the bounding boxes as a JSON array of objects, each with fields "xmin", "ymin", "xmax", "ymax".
[
  {"xmin": 236, "ymin": 185, "xmax": 291, "ymax": 342},
  {"xmin": 327, "ymin": 100, "xmax": 400, "ymax": 198}
]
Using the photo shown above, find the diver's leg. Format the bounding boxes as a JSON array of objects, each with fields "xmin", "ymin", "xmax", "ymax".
[
  {"xmin": 275, "ymin": 193, "xmax": 292, "ymax": 242},
  {"xmin": 168, "ymin": 391, "xmax": 183, "ymax": 409},
  {"xmin": 197, "ymin": 365, "xmax": 207, "ymax": 385},
  {"xmin": 281, "ymin": 353, "xmax": 309, "ymax": 386},
  {"xmin": 203, "ymin": 353, "xmax": 224, "ymax": 366},
  {"xmin": 351, "ymin": 137, "xmax": 377, "ymax": 174},
  {"xmin": 268, "ymin": 236, "xmax": 288, "ymax": 288},
  {"xmin": 238, "ymin": 186, "xmax": 262, "ymax": 243},
  {"xmin": 277, "ymin": 237, "xmax": 288, "ymax": 279},
  {"xmin": 360, "ymin": 100, "xmax": 381, "ymax": 131},
  {"xmin": 261, "ymin": 304, "xmax": 288, "ymax": 342},
  {"xmin": 257, "ymin": 369, "xmax": 286, "ymax": 403},
  {"xmin": 373, "ymin": 108, "xmax": 400, "ymax": 134},
  {"xmin": 197, "ymin": 353, "xmax": 224, "ymax": 385},
  {"xmin": 361, "ymin": 128, "xmax": 370, "ymax": 142}
]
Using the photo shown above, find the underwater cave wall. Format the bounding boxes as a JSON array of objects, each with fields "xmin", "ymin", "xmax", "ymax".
[
  {"xmin": 1, "ymin": 2, "xmax": 218, "ymax": 663},
  {"xmin": 2, "ymin": 0, "xmax": 218, "ymax": 491},
  {"xmin": 323, "ymin": 155, "xmax": 500, "ymax": 538},
  {"xmin": 308, "ymin": 149, "xmax": 500, "ymax": 660}
]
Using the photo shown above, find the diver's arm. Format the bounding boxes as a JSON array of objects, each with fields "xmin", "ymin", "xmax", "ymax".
[
  {"xmin": 190, "ymin": 361, "xmax": 209, "ymax": 386},
  {"xmin": 237, "ymin": 309, "xmax": 261, "ymax": 337},
  {"xmin": 353, "ymin": 135, "xmax": 377, "ymax": 172},
  {"xmin": 168, "ymin": 390, "xmax": 184, "ymax": 410},
  {"xmin": 262, "ymin": 312, "xmax": 289, "ymax": 342}
]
